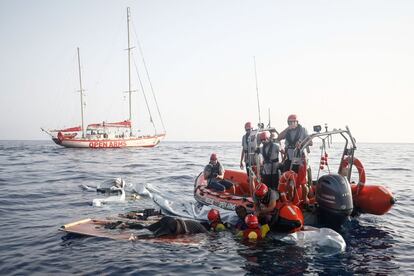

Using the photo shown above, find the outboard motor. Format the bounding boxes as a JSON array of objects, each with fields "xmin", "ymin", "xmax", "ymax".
[{"xmin": 316, "ymin": 174, "xmax": 353, "ymax": 227}]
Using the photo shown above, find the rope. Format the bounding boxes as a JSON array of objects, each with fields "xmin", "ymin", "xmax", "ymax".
[
  {"xmin": 132, "ymin": 53, "xmax": 157, "ymax": 134},
  {"xmin": 131, "ymin": 20, "xmax": 166, "ymax": 134}
]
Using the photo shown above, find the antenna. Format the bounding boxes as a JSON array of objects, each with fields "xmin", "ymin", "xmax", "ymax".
[{"xmin": 253, "ymin": 56, "xmax": 262, "ymax": 126}]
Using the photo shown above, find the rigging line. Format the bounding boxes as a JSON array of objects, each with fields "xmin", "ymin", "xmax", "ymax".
[
  {"xmin": 130, "ymin": 20, "xmax": 166, "ymax": 133},
  {"xmin": 132, "ymin": 53, "xmax": 157, "ymax": 134}
]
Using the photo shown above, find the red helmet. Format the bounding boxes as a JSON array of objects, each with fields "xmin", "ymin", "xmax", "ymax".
[
  {"xmin": 244, "ymin": 122, "xmax": 252, "ymax": 130},
  {"xmin": 259, "ymin": 131, "xmax": 270, "ymax": 141},
  {"xmin": 255, "ymin": 184, "xmax": 268, "ymax": 198},
  {"xmin": 287, "ymin": 114, "xmax": 298, "ymax": 122},
  {"xmin": 208, "ymin": 209, "xmax": 220, "ymax": 222},
  {"xmin": 210, "ymin": 153, "xmax": 217, "ymax": 161},
  {"xmin": 245, "ymin": 214, "xmax": 259, "ymax": 229}
]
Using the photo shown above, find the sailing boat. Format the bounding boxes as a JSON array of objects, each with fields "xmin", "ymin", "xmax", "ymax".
[{"xmin": 42, "ymin": 8, "xmax": 166, "ymax": 148}]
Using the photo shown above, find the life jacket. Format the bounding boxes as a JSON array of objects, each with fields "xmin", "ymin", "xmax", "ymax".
[
  {"xmin": 262, "ymin": 142, "xmax": 278, "ymax": 163},
  {"xmin": 208, "ymin": 162, "xmax": 222, "ymax": 179},
  {"xmin": 243, "ymin": 228, "xmax": 262, "ymax": 240},
  {"xmin": 285, "ymin": 124, "xmax": 304, "ymax": 149},
  {"xmin": 210, "ymin": 220, "xmax": 226, "ymax": 232}
]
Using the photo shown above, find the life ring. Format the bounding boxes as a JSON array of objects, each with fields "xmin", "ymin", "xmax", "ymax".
[
  {"xmin": 278, "ymin": 170, "xmax": 301, "ymax": 205},
  {"xmin": 340, "ymin": 156, "xmax": 366, "ymax": 184}
]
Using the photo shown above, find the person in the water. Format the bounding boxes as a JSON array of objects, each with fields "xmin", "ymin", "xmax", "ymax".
[
  {"xmin": 234, "ymin": 205, "xmax": 248, "ymax": 231},
  {"xmin": 240, "ymin": 214, "xmax": 270, "ymax": 241},
  {"xmin": 206, "ymin": 208, "xmax": 227, "ymax": 232},
  {"xmin": 119, "ymin": 216, "xmax": 208, "ymax": 237},
  {"xmin": 116, "ymin": 209, "xmax": 227, "ymax": 237}
]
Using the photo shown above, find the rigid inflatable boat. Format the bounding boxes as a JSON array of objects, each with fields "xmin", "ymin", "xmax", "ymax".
[{"xmin": 194, "ymin": 126, "xmax": 395, "ymax": 231}]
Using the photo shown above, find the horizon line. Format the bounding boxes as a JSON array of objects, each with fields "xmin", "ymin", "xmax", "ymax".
[{"xmin": 1, "ymin": 139, "xmax": 414, "ymax": 144}]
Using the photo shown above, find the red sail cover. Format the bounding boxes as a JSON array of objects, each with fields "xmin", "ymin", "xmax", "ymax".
[
  {"xmin": 87, "ymin": 120, "xmax": 132, "ymax": 129},
  {"xmin": 55, "ymin": 126, "xmax": 81, "ymax": 132}
]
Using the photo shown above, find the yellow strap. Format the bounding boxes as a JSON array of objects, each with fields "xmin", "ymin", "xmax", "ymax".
[
  {"xmin": 261, "ymin": 224, "xmax": 270, "ymax": 238},
  {"xmin": 215, "ymin": 223, "xmax": 226, "ymax": 232},
  {"xmin": 248, "ymin": 231, "xmax": 258, "ymax": 240}
]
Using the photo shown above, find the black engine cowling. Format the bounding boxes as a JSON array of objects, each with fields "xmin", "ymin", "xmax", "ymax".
[{"xmin": 316, "ymin": 174, "xmax": 353, "ymax": 227}]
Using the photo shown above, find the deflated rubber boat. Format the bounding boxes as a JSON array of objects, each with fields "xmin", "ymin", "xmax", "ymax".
[
  {"xmin": 194, "ymin": 126, "xmax": 395, "ymax": 231},
  {"xmin": 60, "ymin": 210, "xmax": 205, "ymax": 245}
]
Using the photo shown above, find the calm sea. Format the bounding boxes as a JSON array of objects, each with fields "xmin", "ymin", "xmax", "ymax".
[{"xmin": 0, "ymin": 140, "xmax": 413, "ymax": 275}]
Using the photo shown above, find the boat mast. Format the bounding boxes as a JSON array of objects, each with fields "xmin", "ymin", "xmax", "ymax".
[
  {"xmin": 253, "ymin": 56, "xmax": 262, "ymax": 127},
  {"xmin": 77, "ymin": 47, "xmax": 85, "ymax": 138},
  {"xmin": 127, "ymin": 7, "xmax": 133, "ymax": 135}
]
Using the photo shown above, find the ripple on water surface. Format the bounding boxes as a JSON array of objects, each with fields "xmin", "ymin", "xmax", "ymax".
[{"xmin": 0, "ymin": 141, "xmax": 413, "ymax": 275}]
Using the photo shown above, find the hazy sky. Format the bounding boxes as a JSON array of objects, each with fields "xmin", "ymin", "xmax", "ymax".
[{"xmin": 1, "ymin": 0, "xmax": 413, "ymax": 142}]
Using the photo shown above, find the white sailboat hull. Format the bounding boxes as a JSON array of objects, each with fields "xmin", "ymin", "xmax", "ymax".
[
  {"xmin": 43, "ymin": 9, "xmax": 166, "ymax": 149},
  {"xmin": 53, "ymin": 134, "xmax": 165, "ymax": 148}
]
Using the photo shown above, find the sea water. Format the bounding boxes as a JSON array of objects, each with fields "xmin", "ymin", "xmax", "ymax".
[{"xmin": 0, "ymin": 140, "xmax": 413, "ymax": 275}]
